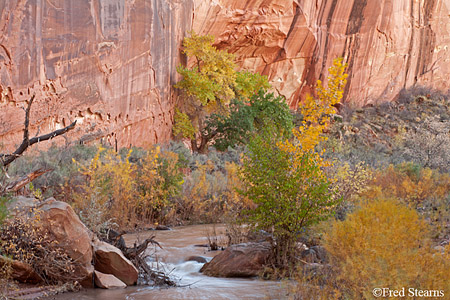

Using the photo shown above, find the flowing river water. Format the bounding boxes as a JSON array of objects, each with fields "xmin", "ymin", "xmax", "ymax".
[{"xmin": 50, "ymin": 225, "xmax": 288, "ymax": 300}]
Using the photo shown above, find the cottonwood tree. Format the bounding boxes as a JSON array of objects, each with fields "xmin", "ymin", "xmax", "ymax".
[
  {"xmin": 174, "ymin": 31, "xmax": 269, "ymax": 153},
  {"xmin": 239, "ymin": 58, "xmax": 348, "ymax": 271}
]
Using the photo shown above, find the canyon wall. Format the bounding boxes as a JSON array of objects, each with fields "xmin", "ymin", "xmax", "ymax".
[
  {"xmin": 1, "ymin": 0, "xmax": 450, "ymax": 150},
  {"xmin": 0, "ymin": 0, "xmax": 193, "ymax": 151},
  {"xmin": 194, "ymin": 0, "xmax": 450, "ymax": 108}
]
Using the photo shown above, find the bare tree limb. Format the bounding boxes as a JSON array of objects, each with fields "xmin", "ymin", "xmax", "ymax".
[
  {"xmin": 5, "ymin": 168, "xmax": 52, "ymax": 193},
  {"xmin": 0, "ymin": 95, "xmax": 77, "ymax": 167}
]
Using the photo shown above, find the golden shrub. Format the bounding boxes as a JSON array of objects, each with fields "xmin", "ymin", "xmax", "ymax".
[
  {"xmin": 360, "ymin": 162, "xmax": 450, "ymax": 239},
  {"xmin": 178, "ymin": 160, "xmax": 249, "ymax": 223},
  {"xmin": 323, "ymin": 198, "xmax": 450, "ymax": 300},
  {"xmin": 363, "ymin": 163, "xmax": 450, "ymax": 206},
  {"xmin": 71, "ymin": 146, "xmax": 183, "ymax": 229},
  {"xmin": 72, "ymin": 147, "xmax": 138, "ymax": 229}
]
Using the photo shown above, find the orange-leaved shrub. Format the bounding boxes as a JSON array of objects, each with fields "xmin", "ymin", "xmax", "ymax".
[
  {"xmin": 363, "ymin": 162, "xmax": 450, "ymax": 206},
  {"xmin": 361, "ymin": 162, "xmax": 450, "ymax": 240},
  {"xmin": 178, "ymin": 160, "xmax": 251, "ymax": 223},
  {"xmin": 323, "ymin": 198, "xmax": 450, "ymax": 300}
]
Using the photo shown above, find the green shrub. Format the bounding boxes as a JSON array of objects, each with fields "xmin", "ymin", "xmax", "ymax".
[{"xmin": 7, "ymin": 143, "xmax": 97, "ymax": 199}]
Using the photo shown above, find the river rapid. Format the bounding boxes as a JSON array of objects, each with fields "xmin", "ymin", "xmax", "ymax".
[{"xmin": 49, "ymin": 224, "xmax": 288, "ymax": 300}]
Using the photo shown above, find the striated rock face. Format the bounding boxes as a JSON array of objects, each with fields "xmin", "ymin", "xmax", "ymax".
[
  {"xmin": 193, "ymin": 0, "xmax": 450, "ymax": 108},
  {"xmin": 0, "ymin": 0, "xmax": 193, "ymax": 151},
  {"xmin": 1, "ymin": 0, "xmax": 450, "ymax": 149}
]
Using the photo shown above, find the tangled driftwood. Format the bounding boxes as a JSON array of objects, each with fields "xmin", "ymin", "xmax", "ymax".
[{"xmin": 103, "ymin": 230, "xmax": 175, "ymax": 286}]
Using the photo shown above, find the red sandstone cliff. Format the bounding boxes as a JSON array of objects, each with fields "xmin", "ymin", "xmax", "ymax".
[
  {"xmin": 194, "ymin": 0, "xmax": 450, "ymax": 108},
  {"xmin": 1, "ymin": 0, "xmax": 450, "ymax": 150},
  {"xmin": 0, "ymin": 0, "xmax": 193, "ymax": 151}
]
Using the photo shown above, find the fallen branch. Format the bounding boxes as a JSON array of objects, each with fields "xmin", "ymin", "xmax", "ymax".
[
  {"xmin": 0, "ymin": 95, "xmax": 77, "ymax": 167},
  {"xmin": 122, "ymin": 236, "xmax": 162, "ymax": 260},
  {"xmin": 103, "ymin": 232, "xmax": 174, "ymax": 286},
  {"xmin": 5, "ymin": 168, "xmax": 52, "ymax": 193}
]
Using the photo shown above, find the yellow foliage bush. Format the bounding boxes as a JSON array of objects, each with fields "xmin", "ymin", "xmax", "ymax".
[
  {"xmin": 179, "ymin": 160, "xmax": 251, "ymax": 223},
  {"xmin": 72, "ymin": 146, "xmax": 183, "ymax": 230},
  {"xmin": 361, "ymin": 162, "xmax": 450, "ymax": 239},
  {"xmin": 136, "ymin": 147, "xmax": 183, "ymax": 222},
  {"xmin": 363, "ymin": 162, "xmax": 450, "ymax": 206},
  {"xmin": 323, "ymin": 198, "xmax": 450, "ymax": 300},
  {"xmin": 72, "ymin": 147, "xmax": 138, "ymax": 229},
  {"xmin": 330, "ymin": 161, "xmax": 373, "ymax": 202}
]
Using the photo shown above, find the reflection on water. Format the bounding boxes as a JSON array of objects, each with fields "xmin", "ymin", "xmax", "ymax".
[{"xmin": 46, "ymin": 225, "xmax": 288, "ymax": 300}]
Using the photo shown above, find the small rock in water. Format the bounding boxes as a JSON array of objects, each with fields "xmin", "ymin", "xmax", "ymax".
[
  {"xmin": 94, "ymin": 270, "xmax": 127, "ymax": 289},
  {"xmin": 155, "ymin": 224, "xmax": 171, "ymax": 230},
  {"xmin": 185, "ymin": 256, "xmax": 208, "ymax": 263}
]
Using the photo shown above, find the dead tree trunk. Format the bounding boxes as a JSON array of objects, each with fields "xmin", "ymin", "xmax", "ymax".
[
  {"xmin": 5, "ymin": 168, "xmax": 52, "ymax": 193},
  {"xmin": 0, "ymin": 95, "xmax": 77, "ymax": 167}
]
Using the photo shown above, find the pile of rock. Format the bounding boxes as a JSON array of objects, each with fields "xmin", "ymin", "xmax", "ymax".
[{"xmin": 5, "ymin": 198, "xmax": 138, "ymax": 289}]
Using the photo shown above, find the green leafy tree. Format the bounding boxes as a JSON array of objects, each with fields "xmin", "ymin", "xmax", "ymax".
[
  {"xmin": 239, "ymin": 58, "xmax": 348, "ymax": 272},
  {"xmin": 174, "ymin": 31, "xmax": 269, "ymax": 153},
  {"xmin": 204, "ymin": 90, "xmax": 294, "ymax": 151},
  {"xmin": 240, "ymin": 127, "xmax": 337, "ymax": 271}
]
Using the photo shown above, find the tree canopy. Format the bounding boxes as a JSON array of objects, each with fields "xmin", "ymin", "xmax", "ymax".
[
  {"xmin": 174, "ymin": 31, "xmax": 270, "ymax": 153},
  {"xmin": 204, "ymin": 90, "xmax": 294, "ymax": 151}
]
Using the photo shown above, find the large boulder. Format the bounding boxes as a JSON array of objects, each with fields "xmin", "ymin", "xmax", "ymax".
[
  {"xmin": 0, "ymin": 256, "xmax": 43, "ymax": 284},
  {"xmin": 200, "ymin": 242, "xmax": 271, "ymax": 278},
  {"xmin": 7, "ymin": 196, "xmax": 39, "ymax": 215},
  {"xmin": 92, "ymin": 239, "xmax": 138, "ymax": 286},
  {"xmin": 35, "ymin": 198, "xmax": 94, "ymax": 286},
  {"xmin": 94, "ymin": 270, "xmax": 127, "ymax": 289}
]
